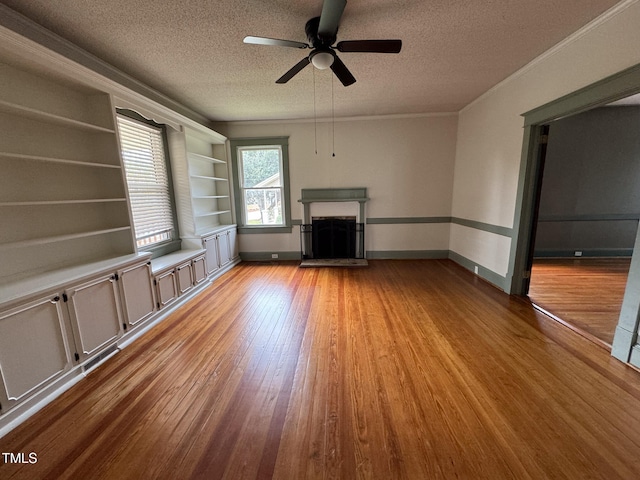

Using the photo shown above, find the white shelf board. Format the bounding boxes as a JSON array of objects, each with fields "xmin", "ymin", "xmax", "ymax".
[
  {"xmin": 195, "ymin": 210, "xmax": 231, "ymax": 218},
  {"xmin": 0, "ymin": 226, "xmax": 132, "ymax": 250},
  {"xmin": 0, "ymin": 152, "xmax": 122, "ymax": 169},
  {"xmin": 0, "ymin": 100, "xmax": 115, "ymax": 133},
  {"xmin": 187, "ymin": 152, "xmax": 226, "ymax": 164},
  {"xmin": 190, "ymin": 175, "xmax": 228, "ymax": 182},
  {"xmin": 0, "ymin": 198, "xmax": 127, "ymax": 207}
]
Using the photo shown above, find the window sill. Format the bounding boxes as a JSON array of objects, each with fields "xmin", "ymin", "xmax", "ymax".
[
  {"xmin": 238, "ymin": 226, "xmax": 292, "ymax": 234},
  {"xmin": 142, "ymin": 239, "xmax": 182, "ymax": 258}
]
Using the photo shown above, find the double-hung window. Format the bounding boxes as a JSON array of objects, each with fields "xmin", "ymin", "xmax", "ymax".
[
  {"xmin": 230, "ymin": 138, "xmax": 292, "ymax": 233},
  {"xmin": 116, "ymin": 110, "xmax": 179, "ymax": 255}
]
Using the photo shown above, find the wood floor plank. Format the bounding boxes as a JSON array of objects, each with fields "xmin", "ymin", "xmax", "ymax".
[
  {"xmin": 2, "ymin": 260, "xmax": 640, "ymax": 479},
  {"xmin": 529, "ymin": 258, "xmax": 630, "ymax": 345}
]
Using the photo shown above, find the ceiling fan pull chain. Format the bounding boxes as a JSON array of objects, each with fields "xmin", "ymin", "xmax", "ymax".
[
  {"xmin": 313, "ymin": 67, "xmax": 318, "ymax": 155},
  {"xmin": 332, "ymin": 74, "xmax": 335, "ymax": 157}
]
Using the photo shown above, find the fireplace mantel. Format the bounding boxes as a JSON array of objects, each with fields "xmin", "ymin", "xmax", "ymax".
[
  {"xmin": 298, "ymin": 187, "xmax": 369, "ymax": 204},
  {"xmin": 298, "ymin": 188, "xmax": 368, "ymax": 224}
]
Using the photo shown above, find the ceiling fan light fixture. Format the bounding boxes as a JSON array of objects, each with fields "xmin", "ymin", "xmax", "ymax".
[{"xmin": 310, "ymin": 50, "xmax": 334, "ymax": 70}]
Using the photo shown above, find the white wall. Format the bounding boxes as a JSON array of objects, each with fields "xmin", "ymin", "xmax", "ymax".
[
  {"xmin": 451, "ymin": 0, "xmax": 640, "ymax": 282},
  {"xmin": 216, "ymin": 114, "xmax": 458, "ymax": 257}
]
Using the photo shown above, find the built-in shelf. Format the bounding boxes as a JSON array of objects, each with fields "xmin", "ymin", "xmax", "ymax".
[
  {"xmin": 0, "ymin": 100, "xmax": 115, "ymax": 133},
  {"xmin": 0, "ymin": 227, "xmax": 132, "ymax": 251},
  {"xmin": 190, "ymin": 174, "xmax": 228, "ymax": 182},
  {"xmin": 0, "ymin": 198, "xmax": 127, "ymax": 207},
  {"xmin": 0, "ymin": 59, "xmax": 134, "ymax": 279},
  {"xmin": 0, "ymin": 152, "xmax": 122, "ymax": 169},
  {"xmin": 187, "ymin": 152, "xmax": 226, "ymax": 164},
  {"xmin": 195, "ymin": 210, "xmax": 232, "ymax": 218}
]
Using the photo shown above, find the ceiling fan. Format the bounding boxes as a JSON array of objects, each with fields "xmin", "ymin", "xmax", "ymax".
[{"xmin": 243, "ymin": 0, "xmax": 402, "ymax": 87}]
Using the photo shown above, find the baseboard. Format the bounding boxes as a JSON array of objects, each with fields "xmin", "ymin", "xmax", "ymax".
[
  {"xmin": 367, "ymin": 250, "xmax": 449, "ymax": 259},
  {"xmin": 240, "ymin": 251, "xmax": 301, "ymax": 261},
  {"xmin": 447, "ymin": 251, "xmax": 508, "ymax": 290},
  {"xmin": 534, "ymin": 248, "xmax": 633, "ymax": 258}
]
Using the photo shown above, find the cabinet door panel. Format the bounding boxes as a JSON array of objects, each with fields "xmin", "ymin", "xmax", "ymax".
[
  {"xmin": 228, "ymin": 227, "xmax": 239, "ymax": 260},
  {"xmin": 204, "ymin": 236, "xmax": 220, "ymax": 274},
  {"xmin": 193, "ymin": 255, "xmax": 207, "ymax": 284},
  {"xmin": 218, "ymin": 232, "xmax": 232, "ymax": 267},
  {"xmin": 176, "ymin": 262, "xmax": 194, "ymax": 295},
  {"xmin": 0, "ymin": 295, "xmax": 73, "ymax": 410},
  {"xmin": 156, "ymin": 270, "xmax": 178, "ymax": 308},
  {"xmin": 119, "ymin": 262, "xmax": 155, "ymax": 327},
  {"xmin": 66, "ymin": 275, "xmax": 122, "ymax": 360}
]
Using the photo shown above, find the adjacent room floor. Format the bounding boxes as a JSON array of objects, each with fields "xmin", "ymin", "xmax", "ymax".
[
  {"xmin": 528, "ymin": 257, "xmax": 631, "ymax": 347},
  {"xmin": 2, "ymin": 260, "xmax": 640, "ymax": 479}
]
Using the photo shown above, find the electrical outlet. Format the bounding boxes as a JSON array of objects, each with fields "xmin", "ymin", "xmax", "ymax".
[
  {"xmin": 474, "ymin": 265, "xmax": 479, "ymax": 274},
  {"xmin": 271, "ymin": 253, "xmax": 279, "ymax": 259},
  {"xmin": 574, "ymin": 251, "xmax": 583, "ymax": 257}
]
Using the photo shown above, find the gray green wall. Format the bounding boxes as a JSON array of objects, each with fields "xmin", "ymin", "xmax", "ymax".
[{"xmin": 534, "ymin": 106, "xmax": 640, "ymax": 257}]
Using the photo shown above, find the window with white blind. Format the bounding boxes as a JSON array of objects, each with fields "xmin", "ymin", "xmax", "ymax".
[{"xmin": 116, "ymin": 111, "xmax": 179, "ymax": 254}]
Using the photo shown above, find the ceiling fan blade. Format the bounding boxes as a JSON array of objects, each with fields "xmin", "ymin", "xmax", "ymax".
[
  {"xmin": 318, "ymin": 0, "xmax": 347, "ymax": 40},
  {"xmin": 336, "ymin": 39, "xmax": 402, "ymax": 53},
  {"xmin": 330, "ymin": 54, "xmax": 356, "ymax": 86},
  {"xmin": 244, "ymin": 36, "xmax": 309, "ymax": 49},
  {"xmin": 276, "ymin": 57, "xmax": 311, "ymax": 84}
]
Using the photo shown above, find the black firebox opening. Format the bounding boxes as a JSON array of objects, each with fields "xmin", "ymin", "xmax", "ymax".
[{"xmin": 312, "ymin": 217, "xmax": 357, "ymax": 259}]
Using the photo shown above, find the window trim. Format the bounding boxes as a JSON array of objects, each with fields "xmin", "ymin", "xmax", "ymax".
[
  {"xmin": 230, "ymin": 137, "xmax": 292, "ymax": 234},
  {"xmin": 117, "ymin": 108, "xmax": 181, "ymax": 257}
]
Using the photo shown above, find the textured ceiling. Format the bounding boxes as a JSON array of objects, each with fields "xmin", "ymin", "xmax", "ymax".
[{"xmin": 1, "ymin": 0, "xmax": 622, "ymax": 122}]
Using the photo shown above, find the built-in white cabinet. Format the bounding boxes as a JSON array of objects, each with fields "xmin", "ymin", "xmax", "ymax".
[
  {"xmin": 176, "ymin": 261, "xmax": 195, "ymax": 295},
  {"xmin": 0, "ymin": 253, "xmax": 153, "ymax": 414},
  {"xmin": 203, "ymin": 234, "xmax": 221, "ymax": 275},
  {"xmin": 118, "ymin": 261, "xmax": 156, "ymax": 328},
  {"xmin": 202, "ymin": 226, "xmax": 240, "ymax": 275},
  {"xmin": 228, "ymin": 228, "xmax": 239, "ymax": 260},
  {"xmin": 168, "ymin": 126, "xmax": 233, "ymax": 241},
  {"xmin": 65, "ymin": 274, "xmax": 124, "ymax": 362},
  {"xmin": 218, "ymin": 231, "xmax": 232, "ymax": 267},
  {"xmin": 0, "ymin": 294, "xmax": 74, "ymax": 413},
  {"xmin": 188, "ymin": 151, "xmax": 232, "ymax": 234},
  {"xmin": 155, "ymin": 269, "xmax": 178, "ymax": 309},
  {"xmin": 193, "ymin": 254, "xmax": 207, "ymax": 285},
  {"xmin": 0, "ymin": 23, "xmax": 239, "ymax": 429},
  {"xmin": 186, "ymin": 129, "xmax": 233, "ymax": 235},
  {"xmin": 0, "ymin": 62, "xmax": 134, "ymax": 280},
  {"xmin": 151, "ymin": 249, "xmax": 214, "ymax": 310}
]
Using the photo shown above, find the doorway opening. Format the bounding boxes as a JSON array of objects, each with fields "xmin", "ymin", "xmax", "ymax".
[
  {"xmin": 510, "ymin": 63, "xmax": 640, "ymax": 363},
  {"xmin": 525, "ymin": 106, "xmax": 638, "ymax": 347}
]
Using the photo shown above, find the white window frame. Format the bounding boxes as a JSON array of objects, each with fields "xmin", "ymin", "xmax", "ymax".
[
  {"xmin": 230, "ymin": 137, "xmax": 292, "ymax": 234},
  {"xmin": 238, "ymin": 145, "xmax": 286, "ymax": 227},
  {"xmin": 116, "ymin": 110, "xmax": 180, "ymax": 256}
]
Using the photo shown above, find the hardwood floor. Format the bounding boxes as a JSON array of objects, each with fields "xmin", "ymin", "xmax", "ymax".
[
  {"xmin": 529, "ymin": 258, "xmax": 631, "ymax": 346},
  {"xmin": 2, "ymin": 260, "xmax": 640, "ymax": 479}
]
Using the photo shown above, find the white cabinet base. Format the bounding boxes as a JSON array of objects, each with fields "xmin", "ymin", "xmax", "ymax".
[
  {"xmin": 0, "ymin": 295, "xmax": 73, "ymax": 412},
  {"xmin": 66, "ymin": 274, "xmax": 123, "ymax": 361}
]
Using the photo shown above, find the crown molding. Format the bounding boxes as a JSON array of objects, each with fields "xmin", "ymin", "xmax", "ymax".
[
  {"xmin": 460, "ymin": 0, "xmax": 640, "ymax": 114},
  {"xmin": 0, "ymin": 4, "xmax": 222, "ymax": 141},
  {"xmin": 216, "ymin": 111, "xmax": 458, "ymax": 127}
]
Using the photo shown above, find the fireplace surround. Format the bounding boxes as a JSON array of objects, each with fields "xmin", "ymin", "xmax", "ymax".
[{"xmin": 298, "ymin": 188, "xmax": 368, "ymax": 260}]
